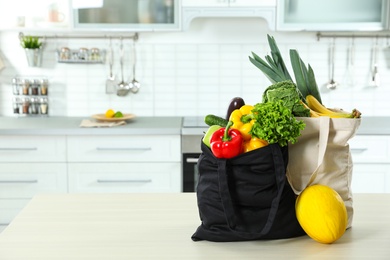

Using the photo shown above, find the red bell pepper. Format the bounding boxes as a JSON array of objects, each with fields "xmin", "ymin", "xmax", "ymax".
[{"xmin": 210, "ymin": 121, "xmax": 243, "ymax": 159}]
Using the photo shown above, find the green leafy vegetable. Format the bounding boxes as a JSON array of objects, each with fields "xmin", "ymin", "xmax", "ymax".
[
  {"xmin": 289, "ymin": 49, "xmax": 322, "ymax": 104},
  {"xmin": 249, "ymin": 35, "xmax": 292, "ymax": 83},
  {"xmin": 20, "ymin": 35, "xmax": 42, "ymax": 49},
  {"xmin": 249, "ymin": 34, "xmax": 323, "ymax": 105},
  {"xmin": 250, "ymin": 101, "xmax": 306, "ymax": 147},
  {"xmin": 262, "ymin": 80, "xmax": 310, "ymax": 117}
]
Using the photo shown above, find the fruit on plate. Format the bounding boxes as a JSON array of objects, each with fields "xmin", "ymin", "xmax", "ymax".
[
  {"xmin": 114, "ymin": 111, "xmax": 124, "ymax": 118},
  {"xmin": 295, "ymin": 184, "xmax": 348, "ymax": 244},
  {"xmin": 105, "ymin": 109, "xmax": 115, "ymax": 118}
]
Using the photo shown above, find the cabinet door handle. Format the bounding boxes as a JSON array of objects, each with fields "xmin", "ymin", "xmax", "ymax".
[
  {"xmin": 95, "ymin": 147, "xmax": 152, "ymax": 151},
  {"xmin": 0, "ymin": 147, "xmax": 38, "ymax": 151},
  {"xmin": 0, "ymin": 180, "xmax": 38, "ymax": 183},
  {"xmin": 96, "ymin": 179, "xmax": 152, "ymax": 183},
  {"xmin": 186, "ymin": 157, "xmax": 199, "ymax": 163},
  {"xmin": 351, "ymin": 148, "xmax": 368, "ymax": 154}
]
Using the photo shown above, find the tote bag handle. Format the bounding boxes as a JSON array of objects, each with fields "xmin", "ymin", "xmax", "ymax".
[
  {"xmin": 306, "ymin": 116, "xmax": 330, "ymax": 187},
  {"xmin": 217, "ymin": 144, "xmax": 286, "ymax": 239}
]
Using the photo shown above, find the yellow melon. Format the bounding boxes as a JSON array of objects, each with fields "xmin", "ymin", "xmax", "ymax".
[{"xmin": 296, "ymin": 184, "xmax": 347, "ymax": 244}]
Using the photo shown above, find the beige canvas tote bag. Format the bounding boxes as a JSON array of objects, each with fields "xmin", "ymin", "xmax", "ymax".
[{"xmin": 286, "ymin": 116, "xmax": 361, "ymax": 228}]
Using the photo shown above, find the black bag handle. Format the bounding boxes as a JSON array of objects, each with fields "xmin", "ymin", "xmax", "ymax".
[{"xmin": 217, "ymin": 144, "xmax": 287, "ymax": 239}]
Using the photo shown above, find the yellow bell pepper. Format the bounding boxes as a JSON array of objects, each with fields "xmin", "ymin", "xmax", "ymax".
[
  {"xmin": 243, "ymin": 137, "xmax": 268, "ymax": 153},
  {"xmin": 229, "ymin": 105, "xmax": 255, "ymax": 141}
]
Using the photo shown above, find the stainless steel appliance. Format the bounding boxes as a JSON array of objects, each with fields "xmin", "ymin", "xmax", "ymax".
[{"xmin": 181, "ymin": 117, "xmax": 208, "ymax": 192}]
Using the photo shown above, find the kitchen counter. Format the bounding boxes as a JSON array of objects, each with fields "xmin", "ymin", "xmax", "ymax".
[
  {"xmin": 0, "ymin": 116, "xmax": 388, "ymax": 136},
  {"xmin": 0, "ymin": 116, "xmax": 182, "ymax": 135},
  {"xmin": 182, "ymin": 116, "xmax": 390, "ymax": 136},
  {"xmin": 0, "ymin": 193, "xmax": 389, "ymax": 259}
]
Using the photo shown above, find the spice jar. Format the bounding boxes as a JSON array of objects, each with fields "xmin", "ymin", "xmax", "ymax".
[
  {"xmin": 12, "ymin": 97, "xmax": 21, "ymax": 114},
  {"xmin": 40, "ymin": 79, "xmax": 48, "ymax": 95},
  {"xmin": 90, "ymin": 48, "xmax": 100, "ymax": 61},
  {"xmin": 21, "ymin": 79, "xmax": 30, "ymax": 95},
  {"xmin": 30, "ymin": 97, "xmax": 40, "ymax": 114},
  {"xmin": 21, "ymin": 97, "xmax": 30, "ymax": 114},
  {"xmin": 78, "ymin": 48, "xmax": 89, "ymax": 60},
  {"xmin": 60, "ymin": 47, "xmax": 71, "ymax": 60},
  {"xmin": 40, "ymin": 97, "xmax": 48, "ymax": 115},
  {"xmin": 31, "ymin": 79, "xmax": 39, "ymax": 95},
  {"xmin": 12, "ymin": 78, "xmax": 20, "ymax": 95}
]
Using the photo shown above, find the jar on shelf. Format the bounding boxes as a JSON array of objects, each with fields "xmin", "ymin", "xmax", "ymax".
[
  {"xmin": 21, "ymin": 97, "xmax": 30, "ymax": 114},
  {"xmin": 60, "ymin": 47, "xmax": 71, "ymax": 60},
  {"xmin": 21, "ymin": 79, "xmax": 30, "ymax": 95},
  {"xmin": 12, "ymin": 97, "xmax": 21, "ymax": 114},
  {"xmin": 90, "ymin": 48, "xmax": 100, "ymax": 61},
  {"xmin": 40, "ymin": 97, "xmax": 48, "ymax": 115},
  {"xmin": 78, "ymin": 48, "xmax": 89, "ymax": 60},
  {"xmin": 40, "ymin": 79, "xmax": 49, "ymax": 95},
  {"xmin": 31, "ymin": 80, "xmax": 40, "ymax": 95},
  {"xmin": 30, "ymin": 97, "xmax": 40, "ymax": 114},
  {"xmin": 12, "ymin": 78, "xmax": 20, "ymax": 95}
]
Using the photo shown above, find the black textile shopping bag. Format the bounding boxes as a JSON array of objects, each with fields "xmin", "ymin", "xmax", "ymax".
[{"xmin": 191, "ymin": 142, "xmax": 305, "ymax": 242}]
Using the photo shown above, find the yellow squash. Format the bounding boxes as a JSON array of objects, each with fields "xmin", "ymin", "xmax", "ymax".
[{"xmin": 295, "ymin": 184, "xmax": 348, "ymax": 244}]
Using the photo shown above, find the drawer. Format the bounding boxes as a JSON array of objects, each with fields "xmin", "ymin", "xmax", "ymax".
[
  {"xmin": 349, "ymin": 135, "xmax": 390, "ymax": 164},
  {"xmin": 0, "ymin": 163, "xmax": 68, "ymax": 198},
  {"xmin": 0, "ymin": 199, "xmax": 30, "ymax": 225},
  {"xmin": 351, "ymin": 164, "xmax": 389, "ymax": 193},
  {"xmin": 0, "ymin": 136, "xmax": 66, "ymax": 162},
  {"xmin": 67, "ymin": 135, "xmax": 180, "ymax": 162},
  {"xmin": 68, "ymin": 163, "xmax": 181, "ymax": 193}
]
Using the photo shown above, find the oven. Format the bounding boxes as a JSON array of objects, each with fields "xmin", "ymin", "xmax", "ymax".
[{"xmin": 181, "ymin": 117, "xmax": 208, "ymax": 192}]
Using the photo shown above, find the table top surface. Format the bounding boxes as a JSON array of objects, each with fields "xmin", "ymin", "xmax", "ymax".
[{"xmin": 0, "ymin": 193, "xmax": 389, "ymax": 259}]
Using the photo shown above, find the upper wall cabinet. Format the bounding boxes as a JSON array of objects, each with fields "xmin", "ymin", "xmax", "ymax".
[
  {"xmin": 182, "ymin": 0, "xmax": 276, "ymax": 7},
  {"xmin": 72, "ymin": 0, "xmax": 180, "ymax": 31},
  {"xmin": 0, "ymin": 0, "xmax": 180, "ymax": 32},
  {"xmin": 0, "ymin": 0, "xmax": 71, "ymax": 32},
  {"xmin": 277, "ymin": 0, "xmax": 389, "ymax": 31},
  {"xmin": 182, "ymin": 0, "xmax": 277, "ymax": 30}
]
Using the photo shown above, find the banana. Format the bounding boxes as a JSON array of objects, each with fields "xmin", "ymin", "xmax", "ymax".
[
  {"xmin": 300, "ymin": 100, "xmax": 328, "ymax": 118},
  {"xmin": 305, "ymin": 95, "xmax": 361, "ymax": 118}
]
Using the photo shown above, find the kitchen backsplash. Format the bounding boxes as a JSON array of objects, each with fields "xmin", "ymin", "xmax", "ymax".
[{"xmin": 1, "ymin": 18, "xmax": 390, "ymax": 117}]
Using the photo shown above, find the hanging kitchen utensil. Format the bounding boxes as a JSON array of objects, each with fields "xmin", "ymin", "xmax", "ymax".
[
  {"xmin": 105, "ymin": 37, "xmax": 116, "ymax": 94},
  {"xmin": 369, "ymin": 38, "xmax": 380, "ymax": 87},
  {"xmin": 117, "ymin": 38, "xmax": 130, "ymax": 96},
  {"xmin": 129, "ymin": 38, "xmax": 140, "ymax": 94},
  {"xmin": 345, "ymin": 37, "xmax": 355, "ymax": 88},
  {"xmin": 326, "ymin": 38, "xmax": 338, "ymax": 90}
]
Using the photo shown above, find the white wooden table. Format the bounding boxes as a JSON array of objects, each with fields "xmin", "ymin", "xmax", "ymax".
[{"xmin": 0, "ymin": 193, "xmax": 389, "ymax": 259}]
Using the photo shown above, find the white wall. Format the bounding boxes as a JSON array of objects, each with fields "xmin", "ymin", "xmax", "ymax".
[{"xmin": 1, "ymin": 17, "xmax": 389, "ymax": 117}]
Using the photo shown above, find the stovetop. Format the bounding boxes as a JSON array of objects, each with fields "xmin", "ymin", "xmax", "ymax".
[
  {"xmin": 181, "ymin": 117, "xmax": 208, "ymax": 137},
  {"xmin": 182, "ymin": 117, "xmax": 208, "ymax": 128}
]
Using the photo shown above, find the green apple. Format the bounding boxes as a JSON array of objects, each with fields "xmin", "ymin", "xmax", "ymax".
[{"xmin": 202, "ymin": 125, "xmax": 223, "ymax": 148}]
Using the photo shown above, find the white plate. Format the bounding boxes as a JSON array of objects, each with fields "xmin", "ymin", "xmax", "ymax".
[{"xmin": 91, "ymin": 114, "xmax": 136, "ymax": 122}]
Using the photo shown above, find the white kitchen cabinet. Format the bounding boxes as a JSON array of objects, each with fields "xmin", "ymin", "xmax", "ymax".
[
  {"xmin": 67, "ymin": 135, "xmax": 180, "ymax": 163},
  {"xmin": 67, "ymin": 135, "xmax": 181, "ymax": 193},
  {"xmin": 68, "ymin": 163, "xmax": 181, "ymax": 193},
  {"xmin": 352, "ymin": 164, "xmax": 389, "ymax": 193},
  {"xmin": 0, "ymin": 163, "xmax": 67, "ymax": 225},
  {"xmin": 182, "ymin": 0, "xmax": 276, "ymax": 30},
  {"xmin": 0, "ymin": 135, "xmax": 67, "ymax": 225},
  {"xmin": 350, "ymin": 135, "xmax": 390, "ymax": 193},
  {"xmin": 72, "ymin": 0, "xmax": 180, "ymax": 32},
  {"xmin": 0, "ymin": 0, "xmax": 71, "ymax": 31},
  {"xmin": 182, "ymin": 0, "xmax": 276, "ymax": 7},
  {"xmin": 277, "ymin": 0, "xmax": 389, "ymax": 31},
  {"xmin": 0, "ymin": 136, "xmax": 67, "ymax": 162}
]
